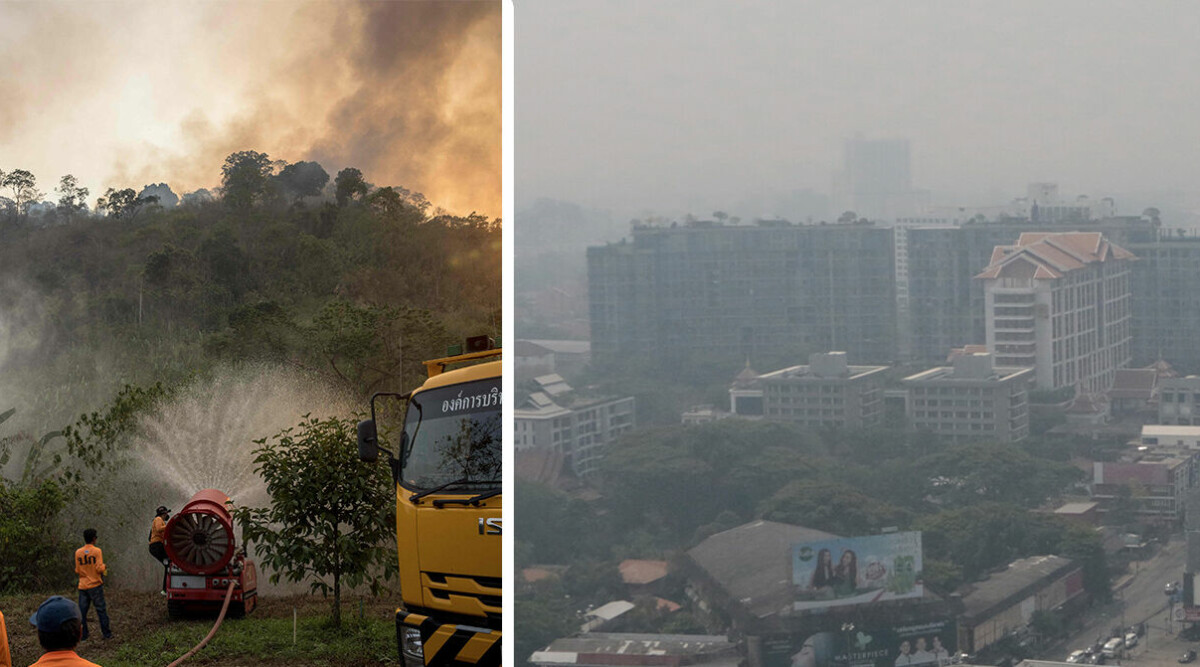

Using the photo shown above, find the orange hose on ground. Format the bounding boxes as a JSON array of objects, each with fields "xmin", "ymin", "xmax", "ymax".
[{"xmin": 165, "ymin": 579, "xmax": 237, "ymax": 667}]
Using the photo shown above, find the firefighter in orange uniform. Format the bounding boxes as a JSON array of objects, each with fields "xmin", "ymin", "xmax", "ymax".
[
  {"xmin": 148, "ymin": 506, "xmax": 171, "ymax": 595},
  {"xmin": 27, "ymin": 596, "xmax": 102, "ymax": 667},
  {"xmin": 0, "ymin": 608, "xmax": 10, "ymax": 667},
  {"xmin": 74, "ymin": 529, "xmax": 112, "ymax": 641}
]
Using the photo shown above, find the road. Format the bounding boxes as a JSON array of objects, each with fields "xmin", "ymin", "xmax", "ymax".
[{"xmin": 1055, "ymin": 538, "xmax": 1191, "ymax": 667}]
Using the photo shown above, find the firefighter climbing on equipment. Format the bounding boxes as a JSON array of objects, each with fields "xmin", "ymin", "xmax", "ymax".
[{"xmin": 149, "ymin": 505, "xmax": 171, "ymax": 595}]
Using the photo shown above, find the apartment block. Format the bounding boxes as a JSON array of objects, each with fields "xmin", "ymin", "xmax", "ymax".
[
  {"xmin": 514, "ymin": 374, "xmax": 635, "ymax": 478},
  {"xmin": 1158, "ymin": 376, "xmax": 1200, "ymax": 425},
  {"xmin": 587, "ymin": 222, "xmax": 897, "ymax": 367},
  {"xmin": 905, "ymin": 217, "xmax": 1154, "ymax": 365},
  {"xmin": 976, "ymin": 232, "xmax": 1135, "ymax": 392},
  {"xmin": 1142, "ymin": 424, "xmax": 1200, "ymax": 449},
  {"xmin": 1127, "ymin": 235, "xmax": 1200, "ymax": 373},
  {"xmin": 901, "ymin": 353, "xmax": 1032, "ymax": 442},
  {"xmin": 1092, "ymin": 453, "xmax": 1197, "ymax": 524},
  {"xmin": 730, "ymin": 352, "xmax": 888, "ymax": 429}
]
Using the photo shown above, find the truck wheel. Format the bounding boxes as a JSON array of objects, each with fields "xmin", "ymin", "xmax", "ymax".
[
  {"xmin": 227, "ymin": 601, "xmax": 245, "ymax": 619},
  {"xmin": 167, "ymin": 600, "xmax": 185, "ymax": 620}
]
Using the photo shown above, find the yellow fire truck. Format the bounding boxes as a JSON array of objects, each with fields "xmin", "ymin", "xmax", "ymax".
[{"xmin": 358, "ymin": 336, "xmax": 501, "ymax": 667}]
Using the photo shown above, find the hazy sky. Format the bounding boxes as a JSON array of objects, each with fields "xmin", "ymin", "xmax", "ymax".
[
  {"xmin": 517, "ymin": 1, "xmax": 1200, "ymax": 218},
  {"xmin": 0, "ymin": 1, "xmax": 500, "ymax": 218}
]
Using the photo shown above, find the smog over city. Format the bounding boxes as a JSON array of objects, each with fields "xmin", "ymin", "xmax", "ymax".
[{"xmin": 516, "ymin": 4, "xmax": 1200, "ymax": 667}]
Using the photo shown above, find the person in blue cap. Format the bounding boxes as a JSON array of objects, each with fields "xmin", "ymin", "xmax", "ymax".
[{"xmin": 27, "ymin": 595, "xmax": 102, "ymax": 666}]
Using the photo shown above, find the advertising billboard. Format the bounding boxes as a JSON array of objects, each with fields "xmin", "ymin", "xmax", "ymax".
[
  {"xmin": 762, "ymin": 619, "xmax": 957, "ymax": 667},
  {"xmin": 792, "ymin": 532, "xmax": 923, "ymax": 611}
]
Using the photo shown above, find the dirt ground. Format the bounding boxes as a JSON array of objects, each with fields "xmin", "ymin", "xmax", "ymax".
[{"xmin": 2, "ymin": 587, "xmax": 398, "ymax": 666}]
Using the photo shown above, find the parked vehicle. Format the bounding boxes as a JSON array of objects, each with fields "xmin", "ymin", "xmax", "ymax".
[
  {"xmin": 1102, "ymin": 638, "xmax": 1124, "ymax": 658},
  {"xmin": 1179, "ymin": 650, "xmax": 1196, "ymax": 664},
  {"xmin": 1124, "ymin": 633, "xmax": 1138, "ymax": 648},
  {"xmin": 1067, "ymin": 651, "xmax": 1087, "ymax": 664}
]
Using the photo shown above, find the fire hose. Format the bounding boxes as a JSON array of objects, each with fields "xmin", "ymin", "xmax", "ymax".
[{"xmin": 165, "ymin": 578, "xmax": 237, "ymax": 667}]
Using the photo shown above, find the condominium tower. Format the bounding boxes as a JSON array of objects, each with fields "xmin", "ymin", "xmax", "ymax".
[
  {"xmin": 976, "ymin": 232, "xmax": 1135, "ymax": 392},
  {"xmin": 587, "ymin": 221, "xmax": 897, "ymax": 367}
]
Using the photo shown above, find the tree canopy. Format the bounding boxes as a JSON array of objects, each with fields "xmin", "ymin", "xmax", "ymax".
[{"xmin": 232, "ymin": 415, "xmax": 396, "ymax": 627}]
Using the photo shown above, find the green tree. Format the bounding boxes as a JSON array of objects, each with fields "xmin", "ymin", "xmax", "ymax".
[
  {"xmin": 1031, "ymin": 609, "xmax": 1065, "ymax": 639},
  {"xmin": 908, "ymin": 444, "xmax": 1082, "ymax": 510},
  {"xmin": 515, "ymin": 596, "xmax": 578, "ymax": 667},
  {"xmin": 306, "ymin": 300, "xmax": 448, "ymax": 397},
  {"xmin": 221, "ymin": 150, "xmax": 274, "ymax": 210},
  {"xmin": 0, "ymin": 478, "xmax": 68, "ymax": 592},
  {"xmin": 335, "ymin": 167, "xmax": 370, "ymax": 206},
  {"xmin": 1058, "ymin": 523, "xmax": 1111, "ymax": 601},
  {"xmin": 98, "ymin": 187, "xmax": 158, "ymax": 219},
  {"xmin": 55, "ymin": 174, "xmax": 89, "ymax": 217},
  {"xmin": 920, "ymin": 558, "xmax": 964, "ymax": 594},
  {"xmin": 2, "ymin": 169, "xmax": 43, "ymax": 215},
  {"xmin": 275, "ymin": 161, "xmax": 330, "ymax": 202},
  {"xmin": 204, "ymin": 301, "xmax": 298, "ymax": 362},
  {"xmin": 915, "ymin": 503, "xmax": 1066, "ymax": 581},
  {"xmin": 61, "ymin": 383, "xmax": 174, "ymax": 488},
  {"xmin": 515, "ymin": 482, "xmax": 606, "ymax": 564},
  {"xmin": 233, "ymin": 414, "xmax": 395, "ymax": 628},
  {"xmin": 759, "ymin": 479, "xmax": 909, "ymax": 536}
]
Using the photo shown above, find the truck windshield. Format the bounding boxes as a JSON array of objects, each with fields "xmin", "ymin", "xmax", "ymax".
[{"xmin": 402, "ymin": 377, "xmax": 501, "ymax": 493}]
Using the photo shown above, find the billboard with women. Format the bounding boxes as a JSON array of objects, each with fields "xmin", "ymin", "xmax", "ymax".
[
  {"xmin": 792, "ymin": 532, "xmax": 923, "ymax": 611},
  {"xmin": 762, "ymin": 619, "xmax": 956, "ymax": 667}
]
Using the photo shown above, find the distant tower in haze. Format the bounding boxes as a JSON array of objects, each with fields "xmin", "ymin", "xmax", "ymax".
[{"xmin": 834, "ymin": 137, "xmax": 927, "ymax": 221}]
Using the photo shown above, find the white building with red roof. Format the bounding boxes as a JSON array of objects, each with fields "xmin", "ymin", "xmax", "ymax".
[{"xmin": 976, "ymin": 232, "xmax": 1136, "ymax": 392}]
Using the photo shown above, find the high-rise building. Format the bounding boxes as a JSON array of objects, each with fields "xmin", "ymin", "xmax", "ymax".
[
  {"xmin": 1126, "ymin": 234, "xmax": 1200, "ymax": 373},
  {"xmin": 587, "ymin": 222, "xmax": 897, "ymax": 368},
  {"xmin": 976, "ymin": 232, "xmax": 1135, "ymax": 392},
  {"xmin": 905, "ymin": 217, "xmax": 1155, "ymax": 365},
  {"xmin": 834, "ymin": 138, "xmax": 928, "ymax": 221}
]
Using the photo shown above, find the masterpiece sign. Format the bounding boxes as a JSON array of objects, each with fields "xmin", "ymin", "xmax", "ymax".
[
  {"xmin": 764, "ymin": 619, "xmax": 957, "ymax": 667},
  {"xmin": 792, "ymin": 532, "xmax": 923, "ymax": 611}
]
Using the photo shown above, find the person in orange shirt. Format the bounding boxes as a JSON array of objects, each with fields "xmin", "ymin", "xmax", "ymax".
[
  {"xmin": 27, "ymin": 596, "xmax": 102, "ymax": 667},
  {"xmin": 0, "ymin": 608, "xmax": 10, "ymax": 667},
  {"xmin": 74, "ymin": 529, "xmax": 112, "ymax": 641},
  {"xmin": 148, "ymin": 506, "xmax": 171, "ymax": 595}
]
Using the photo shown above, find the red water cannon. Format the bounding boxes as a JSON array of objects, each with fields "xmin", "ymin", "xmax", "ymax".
[{"xmin": 164, "ymin": 489, "xmax": 258, "ymax": 618}]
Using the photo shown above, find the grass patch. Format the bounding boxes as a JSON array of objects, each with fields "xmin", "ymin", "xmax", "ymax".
[
  {"xmin": 1, "ymin": 590, "xmax": 400, "ymax": 667},
  {"xmin": 106, "ymin": 614, "xmax": 398, "ymax": 667}
]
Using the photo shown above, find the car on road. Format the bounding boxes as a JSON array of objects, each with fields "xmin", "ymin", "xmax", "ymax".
[
  {"xmin": 1179, "ymin": 650, "xmax": 1196, "ymax": 664},
  {"xmin": 1102, "ymin": 637, "xmax": 1124, "ymax": 658},
  {"xmin": 1125, "ymin": 633, "xmax": 1138, "ymax": 648},
  {"xmin": 1167, "ymin": 581, "xmax": 1180, "ymax": 595},
  {"xmin": 1067, "ymin": 651, "xmax": 1087, "ymax": 663}
]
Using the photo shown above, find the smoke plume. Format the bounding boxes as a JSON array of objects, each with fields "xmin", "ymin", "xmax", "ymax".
[{"xmin": 0, "ymin": 1, "xmax": 501, "ymax": 217}]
